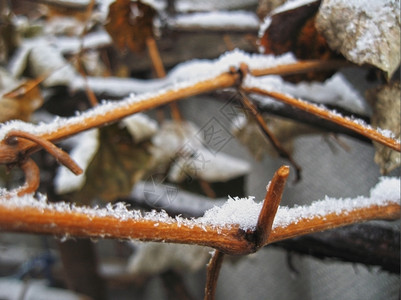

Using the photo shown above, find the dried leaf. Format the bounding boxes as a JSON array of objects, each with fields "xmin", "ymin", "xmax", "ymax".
[
  {"xmin": 0, "ymin": 78, "xmax": 44, "ymax": 122},
  {"xmin": 259, "ymin": 0, "xmax": 339, "ymax": 81},
  {"xmin": 72, "ymin": 124, "xmax": 153, "ymax": 204},
  {"xmin": 104, "ymin": 0, "xmax": 156, "ymax": 53},
  {"xmin": 316, "ymin": 0, "xmax": 401, "ymax": 79},
  {"xmin": 366, "ymin": 82, "xmax": 401, "ymax": 174}
]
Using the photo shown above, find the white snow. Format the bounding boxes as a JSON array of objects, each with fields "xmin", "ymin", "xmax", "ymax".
[
  {"xmin": 0, "ymin": 177, "xmax": 399, "ymax": 233},
  {"xmin": 242, "ymin": 74, "xmax": 400, "ymax": 141},
  {"xmin": 121, "ymin": 113, "xmax": 159, "ymax": 142},
  {"xmin": 244, "ymin": 73, "xmax": 370, "ymax": 115},
  {"xmin": 198, "ymin": 196, "xmax": 263, "ymax": 230},
  {"xmin": 171, "ymin": 11, "xmax": 259, "ymax": 30},
  {"xmin": 70, "ymin": 76, "xmax": 167, "ymax": 97},
  {"xmin": 197, "ymin": 176, "xmax": 400, "ymax": 230},
  {"xmin": 8, "ymin": 32, "xmax": 112, "ymax": 78},
  {"xmin": 54, "ymin": 129, "xmax": 100, "ymax": 194},
  {"xmin": 272, "ymin": 0, "xmax": 319, "ymax": 15},
  {"xmin": 0, "ymin": 49, "xmax": 296, "ymax": 142},
  {"xmin": 335, "ymin": 0, "xmax": 400, "ymax": 62}
]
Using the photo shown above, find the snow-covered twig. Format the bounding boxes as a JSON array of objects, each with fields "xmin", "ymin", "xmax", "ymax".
[{"xmin": 0, "ymin": 171, "xmax": 398, "ymax": 255}]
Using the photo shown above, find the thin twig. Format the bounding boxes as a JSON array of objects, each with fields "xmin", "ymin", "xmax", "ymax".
[
  {"xmin": 238, "ymin": 91, "xmax": 302, "ymax": 180},
  {"xmin": 6, "ymin": 131, "xmax": 83, "ymax": 176},
  {"xmin": 16, "ymin": 158, "xmax": 40, "ymax": 196},
  {"xmin": 251, "ymin": 60, "xmax": 351, "ymax": 77},
  {"xmin": 255, "ymin": 165, "xmax": 290, "ymax": 248},
  {"xmin": 0, "ymin": 191, "xmax": 398, "ymax": 255},
  {"xmin": 204, "ymin": 250, "xmax": 225, "ymax": 300},
  {"xmin": 0, "ymin": 72, "xmax": 239, "ymax": 167},
  {"xmin": 146, "ymin": 37, "xmax": 183, "ymax": 122},
  {"xmin": 242, "ymin": 85, "xmax": 401, "ymax": 152}
]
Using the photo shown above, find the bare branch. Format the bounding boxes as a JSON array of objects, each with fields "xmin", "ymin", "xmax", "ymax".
[
  {"xmin": 242, "ymin": 84, "xmax": 401, "ymax": 152},
  {"xmin": 204, "ymin": 250, "xmax": 225, "ymax": 300},
  {"xmin": 255, "ymin": 165, "xmax": 290, "ymax": 248}
]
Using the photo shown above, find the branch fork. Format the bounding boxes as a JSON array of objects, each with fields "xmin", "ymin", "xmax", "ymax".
[
  {"xmin": 205, "ymin": 165, "xmax": 290, "ymax": 299},
  {"xmin": 2, "ymin": 130, "xmax": 82, "ymax": 197}
]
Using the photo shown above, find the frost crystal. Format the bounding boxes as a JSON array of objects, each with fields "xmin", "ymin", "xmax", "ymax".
[{"xmin": 0, "ymin": 177, "xmax": 398, "ymax": 233}]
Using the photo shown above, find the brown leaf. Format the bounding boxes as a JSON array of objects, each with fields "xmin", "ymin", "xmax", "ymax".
[
  {"xmin": 104, "ymin": 0, "xmax": 156, "ymax": 53},
  {"xmin": 0, "ymin": 78, "xmax": 44, "ymax": 122},
  {"xmin": 259, "ymin": 0, "xmax": 339, "ymax": 81},
  {"xmin": 71, "ymin": 124, "xmax": 153, "ymax": 204},
  {"xmin": 366, "ymin": 82, "xmax": 401, "ymax": 174}
]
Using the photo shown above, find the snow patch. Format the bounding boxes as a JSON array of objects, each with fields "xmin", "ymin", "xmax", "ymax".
[
  {"xmin": 54, "ymin": 129, "xmax": 100, "ymax": 194},
  {"xmin": 171, "ymin": 11, "xmax": 259, "ymax": 30}
]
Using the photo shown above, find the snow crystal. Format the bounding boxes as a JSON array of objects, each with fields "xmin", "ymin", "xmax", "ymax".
[
  {"xmin": 197, "ymin": 196, "xmax": 263, "ymax": 230},
  {"xmin": 196, "ymin": 176, "xmax": 400, "ymax": 231},
  {"xmin": 273, "ymin": 176, "xmax": 400, "ymax": 229},
  {"xmin": 0, "ymin": 177, "xmax": 399, "ymax": 233},
  {"xmin": 171, "ymin": 11, "xmax": 259, "ymax": 30}
]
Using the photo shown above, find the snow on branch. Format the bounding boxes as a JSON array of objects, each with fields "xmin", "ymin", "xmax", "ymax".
[
  {"xmin": 0, "ymin": 177, "xmax": 399, "ymax": 254},
  {"xmin": 0, "ymin": 50, "xmax": 295, "ymax": 142}
]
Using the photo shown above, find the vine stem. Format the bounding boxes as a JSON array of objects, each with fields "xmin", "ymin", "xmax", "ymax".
[
  {"xmin": 0, "ymin": 185, "xmax": 398, "ymax": 255},
  {"xmin": 1, "ymin": 60, "xmax": 398, "ymax": 169},
  {"xmin": 146, "ymin": 37, "xmax": 183, "ymax": 122},
  {"xmin": 242, "ymin": 85, "xmax": 401, "ymax": 152},
  {"xmin": 204, "ymin": 250, "xmax": 225, "ymax": 300}
]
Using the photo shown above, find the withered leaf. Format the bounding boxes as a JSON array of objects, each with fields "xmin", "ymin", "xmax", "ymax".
[
  {"xmin": 0, "ymin": 78, "xmax": 44, "ymax": 122},
  {"xmin": 316, "ymin": 0, "xmax": 400, "ymax": 79},
  {"xmin": 366, "ymin": 82, "xmax": 400, "ymax": 174},
  {"xmin": 259, "ymin": 0, "xmax": 340, "ymax": 82},
  {"xmin": 72, "ymin": 124, "xmax": 153, "ymax": 204},
  {"xmin": 104, "ymin": 0, "xmax": 156, "ymax": 53}
]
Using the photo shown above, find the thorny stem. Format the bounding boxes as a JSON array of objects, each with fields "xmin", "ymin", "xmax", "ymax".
[
  {"xmin": 255, "ymin": 165, "xmax": 290, "ymax": 249},
  {"xmin": 242, "ymin": 85, "xmax": 401, "ymax": 152},
  {"xmin": 204, "ymin": 250, "xmax": 225, "ymax": 300},
  {"xmin": 238, "ymin": 90, "xmax": 302, "ymax": 181}
]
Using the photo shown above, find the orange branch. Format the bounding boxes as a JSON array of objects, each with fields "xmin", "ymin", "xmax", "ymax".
[
  {"xmin": 0, "ymin": 72, "xmax": 238, "ymax": 166},
  {"xmin": 255, "ymin": 165, "xmax": 289, "ymax": 248},
  {"xmin": 204, "ymin": 250, "xmax": 225, "ymax": 300},
  {"xmin": 251, "ymin": 59, "xmax": 350, "ymax": 77},
  {"xmin": 242, "ymin": 85, "xmax": 401, "ymax": 152},
  {"xmin": 0, "ymin": 194, "xmax": 398, "ymax": 255}
]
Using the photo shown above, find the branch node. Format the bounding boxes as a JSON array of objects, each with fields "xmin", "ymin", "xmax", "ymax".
[
  {"xmin": 254, "ymin": 165, "xmax": 290, "ymax": 249},
  {"xmin": 6, "ymin": 130, "xmax": 83, "ymax": 176}
]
